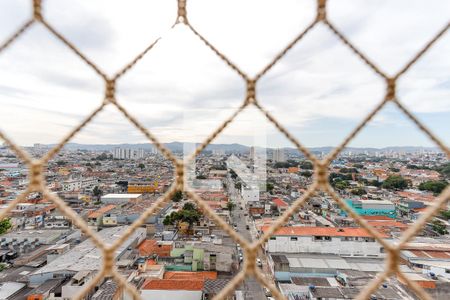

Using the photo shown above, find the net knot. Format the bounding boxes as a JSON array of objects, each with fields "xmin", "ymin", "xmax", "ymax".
[
  {"xmin": 387, "ymin": 248, "xmax": 400, "ymax": 275},
  {"xmin": 244, "ymin": 247, "xmax": 257, "ymax": 275},
  {"xmin": 246, "ymin": 79, "xmax": 256, "ymax": 104},
  {"xmin": 316, "ymin": 0, "xmax": 327, "ymax": 21},
  {"xmin": 175, "ymin": 160, "xmax": 185, "ymax": 191},
  {"xmin": 315, "ymin": 162, "xmax": 328, "ymax": 186},
  {"xmin": 104, "ymin": 248, "xmax": 115, "ymax": 274},
  {"xmin": 29, "ymin": 160, "xmax": 44, "ymax": 189},
  {"xmin": 33, "ymin": 0, "xmax": 43, "ymax": 21},
  {"xmin": 177, "ymin": 0, "xmax": 188, "ymax": 24},
  {"xmin": 386, "ymin": 77, "xmax": 396, "ymax": 100},
  {"xmin": 105, "ymin": 79, "xmax": 116, "ymax": 102}
]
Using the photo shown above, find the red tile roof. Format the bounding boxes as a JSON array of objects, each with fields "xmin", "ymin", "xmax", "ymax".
[
  {"xmin": 409, "ymin": 250, "xmax": 450, "ymax": 259},
  {"xmin": 272, "ymin": 198, "xmax": 288, "ymax": 207},
  {"xmin": 261, "ymin": 226, "xmax": 388, "ymax": 238},
  {"xmin": 138, "ymin": 240, "xmax": 172, "ymax": 257},
  {"xmin": 142, "ymin": 279, "xmax": 204, "ymax": 291},
  {"xmin": 367, "ymin": 221, "xmax": 408, "ymax": 229},
  {"xmin": 397, "ymin": 191, "xmax": 435, "ymax": 202},
  {"xmin": 87, "ymin": 204, "xmax": 116, "ymax": 219},
  {"xmin": 164, "ymin": 271, "xmax": 217, "ymax": 280},
  {"xmin": 361, "ymin": 216, "xmax": 394, "ymax": 221}
]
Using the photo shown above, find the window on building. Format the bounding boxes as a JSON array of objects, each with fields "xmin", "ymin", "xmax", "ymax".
[
  {"xmin": 270, "ymin": 237, "xmax": 276, "ymax": 240},
  {"xmin": 290, "ymin": 237, "xmax": 298, "ymax": 241}
]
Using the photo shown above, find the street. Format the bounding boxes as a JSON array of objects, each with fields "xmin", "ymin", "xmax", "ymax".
[{"xmin": 229, "ymin": 177, "xmax": 270, "ymax": 300}]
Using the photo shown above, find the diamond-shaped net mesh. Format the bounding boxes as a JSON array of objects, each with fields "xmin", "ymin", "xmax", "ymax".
[{"xmin": 0, "ymin": 0, "xmax": 449, "ymax": 299}]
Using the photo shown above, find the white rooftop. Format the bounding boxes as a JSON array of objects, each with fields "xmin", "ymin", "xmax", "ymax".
[
  {"xmin": 358, "ymin": 199, "xmax": 394, "ymax": 205},
  {"xmin": 101, "ymin": 193, "xmax": 142, "ymax": 199}
]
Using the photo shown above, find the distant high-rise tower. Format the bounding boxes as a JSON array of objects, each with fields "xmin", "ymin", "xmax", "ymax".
[
  {"xmin": 249, "ymin": 146, "xmax": 256, "ymax": 160},
  {"xmin": 113, "ymin": 147, "xmax": 144, "ymax": 159},
  {"xmin": 213, "ymin": 149, "xmax": 225, "ymax": 156},
  {"xmin": 273, "ymin": 148, "xmax": 286, "ymax": 162}
]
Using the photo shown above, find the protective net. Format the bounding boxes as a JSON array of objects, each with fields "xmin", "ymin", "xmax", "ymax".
[{"xmin": 0, "ymin": 0, "xmax": 449, "ymax": 299}]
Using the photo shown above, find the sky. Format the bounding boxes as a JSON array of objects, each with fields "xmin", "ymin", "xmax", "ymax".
[{"xmin": 0, "ymin": 0, "xmax": 449, "ymax": 149}]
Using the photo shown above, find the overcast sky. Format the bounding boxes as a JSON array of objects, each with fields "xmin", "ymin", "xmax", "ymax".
[{"xmin": 0, "ymin": 0, "xmax": 449, "ymax": 148}]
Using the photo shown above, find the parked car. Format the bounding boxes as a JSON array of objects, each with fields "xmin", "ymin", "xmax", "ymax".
[{"xmin": 257, "ymin": 258, "xmax": 262, "ymax": 267}]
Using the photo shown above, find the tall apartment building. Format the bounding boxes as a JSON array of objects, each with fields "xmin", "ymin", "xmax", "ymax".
[
  {"xmin": 273, "ymin": 148, "xmax": 286, "ymax": 162},
  {"xmin": 249, "ymin": 146, "xmax": 255, "ymax": 160},
  {"xmin": 112, "ymin": 147, "xmax": 145, "ymax": 159}
]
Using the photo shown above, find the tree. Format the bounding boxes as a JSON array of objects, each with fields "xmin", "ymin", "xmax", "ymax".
[
  {"xmin": 329, "ymin": 172, "xmax": 352, "ymax": 181},
  {"xmin": 138, "ymin": 163, "xmax": 145, "ymax": 170},
  {"xmin": 0, "ymin": 263, "xmax": 6, "ymax": 272},
  {"xmin": 340, "ymin": 167, "xmax": 358, "ymax": 174},
  {"xmin": 440, "ymin": 210, "xmax": 450, "ymax": 220},
  {"xmin": 266, "ymin": 182, "xmax": 274, "ymax": 193},
  {"xmin": 172, "ymin": 190, "xmax": 183, "ymax": 202},
  {"xmin": 196, "ymin": 175, "xmax": 207, "ymax": 179},
  {"xmin": 235, "ymin": 182, "xmax": 242, "ymax": 190},
  {"xmin": 300, "ymin": 171, "xmax": 312, "ymax": 178},
  {"xmin": 418, "ymin": 180, "xmax": 448, "ymax": 195},
  {"xmin": 407, "ymin": 164, "xmax": 430, "ymax": 170},
  {"xmin": 351, "ymin": 187, "xmax": 366, "ymax": 196},
  {"xmin": 226, "ymin": 202, "xmax": 235, "ymax": 212},
  {"xmin": 163, "ymin": 214, "xmax": 174, "ymax": 226},
  {"xmin": 183, "ymin": 202, "xmax": 196, "ymax": 211},
  {"xmin": 163, "ymin": 205, "xmax": 201, "ymax": 229},
  {"xmin": 93, "ymin": 186, "xmax": 102, "ymax": 199},
  {"xmin": 0, "ymin": 218, "xmax": 12, "ymax": 235},
  {"xmin": 368, "ymin": 179, "xmax": 382, "ymax": 187},
  {"xmin": 435, "ymin": 162, "xmax": 450, "ymax": 178},
  {"xmin": 96, "ymin": 153, "xmax": 109, "ymax": 161},
  {"xmin": 300, "ymin": 161, "xmax": 313, "ymax": 170},
  {"xmin": 431, "ymin": 219, "xmax": 448, "ymax": 235},
  {"xmin": 56, "ymin": 160, "xmax": 66, "ymax": 166},
  {"xmin": 334, "ymin": 180, "xmax": 349, "ymax": 190},
  {"xmin": 382, "ymin": 175, "xmax": 409, "ymax": 190}
]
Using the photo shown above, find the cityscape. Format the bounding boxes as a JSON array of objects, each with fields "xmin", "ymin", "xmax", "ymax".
[
  {"xmin": 0, "ymin": 142, "xmax": 448, "ymax": 299},
  {"xmin": 0, "ymin": 0, "xmax": 449, "ymax": 299}
]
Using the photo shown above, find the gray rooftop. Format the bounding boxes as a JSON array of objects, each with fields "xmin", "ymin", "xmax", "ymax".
[
  {"xmin": 291, "ymin": 277, "xmax": 331, "ymax": 287},
  {"xmin": 1, "ymin": 229, "xmax": 70, "ymax": 244},
  {"xmin": 32, "ymin": 226, "xmax": 145, "ymax": 275},
  {"xmin": 0, "ymin": 282, "xmax": 26, "ymax": 299},
  {"xmin": 91, "ymin": 280, "xmax": 118, "ymax": 300},
  {"xmin": 310, "ymin": 287, "xmax": 344, "ymax": 298},
  {"xmin": 26, "ymin": 279, "xmax": 62, "ymax": 296},
  {"xmin": 203, "ymin": 279, "xmax": 230, "ymax": 294}
]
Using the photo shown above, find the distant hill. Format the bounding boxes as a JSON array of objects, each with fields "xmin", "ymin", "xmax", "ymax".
[{"xmin": 39, "ymin": 142, "xmax": 441, "ymax": 154}]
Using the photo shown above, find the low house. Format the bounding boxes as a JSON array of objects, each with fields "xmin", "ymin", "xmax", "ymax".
[{"xmin": 141, "ymin": 279, "xmax": 204, "ymax": 300}]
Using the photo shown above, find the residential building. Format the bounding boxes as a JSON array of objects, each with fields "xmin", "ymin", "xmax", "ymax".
[{"xmin": 262, "ymin": 226, "xmax": 387, "ymax": 256}]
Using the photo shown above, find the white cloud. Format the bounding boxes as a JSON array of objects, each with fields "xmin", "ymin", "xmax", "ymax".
[{"xmin": 0, "ymin": 0, "xmax": 448, "ymax": 147}]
